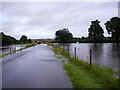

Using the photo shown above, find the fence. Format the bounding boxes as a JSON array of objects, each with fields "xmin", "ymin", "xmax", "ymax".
[
  {"xmin": 1, "ymin": 45, "xmax": 26, "ymax": 54},
  {"xmin": 56, "ymin": 45, "xmax": 93, "ymax": 65},
  {"xmin": 54, "ymin": 43, "xmax": 119, "ymax": 74}
]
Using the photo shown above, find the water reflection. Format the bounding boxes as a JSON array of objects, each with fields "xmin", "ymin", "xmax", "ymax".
[
  {"xmin": 0, "ymin": 45, "xmax": 26, "ymax": 54},
  {"xmin": 56, "ymin": 43, "xmax": 119, "ymax": 73}
]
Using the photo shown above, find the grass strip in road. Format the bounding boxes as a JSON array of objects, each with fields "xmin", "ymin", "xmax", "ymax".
[
  {"xmin": 47, "ymin": 43, "xmax": 120, "ymax": 88},
  {"xmin": 0, "ymin": 44, "xmax": 37, "ymax": 58}
]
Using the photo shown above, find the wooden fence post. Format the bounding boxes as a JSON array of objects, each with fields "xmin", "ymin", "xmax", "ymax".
[
  {"xmin": 90, "ymin": 49, "xmax": 92, "ymax": 66},
  {"xmin": 10, "ymin": 48, "xmax": 12, "ymax": 54},
  {"xmin": 74, "ymin": 47, "xmax": 76, "ymax": 59},
  {"xmin": 63, "ymin": 46, "xmax": 64, "ymax": 50},
  {"xmin": 68, "ymin": 46, "xmax": 69, "ymax": 55}
]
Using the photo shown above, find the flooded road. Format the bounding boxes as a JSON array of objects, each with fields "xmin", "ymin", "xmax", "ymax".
[{"xmin": 2, "ymin": 44, "xmax": 72, "ymax": 88}]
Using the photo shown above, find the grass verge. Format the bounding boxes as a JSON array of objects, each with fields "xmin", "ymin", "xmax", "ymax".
[
  {"xmin": 64, "ymin": 64, "xmax": 105, "ymax": 88},
  {"xmin": 47, "ymin": 43, "xmax": 120, "ymax": 88},
  {"xmin": 0, "ymin": 44, "xmax": 37, "ymax": 58}
]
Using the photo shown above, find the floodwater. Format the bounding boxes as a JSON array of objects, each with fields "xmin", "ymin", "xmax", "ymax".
[
  {"xmin": 0, "ymin": 45, "xmax": 26, "ymax": 54},
  {"xmin": 56, "ymin": 43, "xmax": 120, "ymax": 73},
  {"xmin": 2, "ymin": 44, "xmax": 72, "ymax": 88}
]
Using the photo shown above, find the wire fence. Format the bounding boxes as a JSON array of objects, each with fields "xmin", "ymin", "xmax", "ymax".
[{"xmin": 54, "ymin": 43, "xmax": 119, "ymax": 74}]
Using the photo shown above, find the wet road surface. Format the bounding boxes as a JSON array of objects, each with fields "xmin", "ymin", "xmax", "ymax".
[{"xmin": 2, "ymin": 44, "xmax": 72, "ymax": 88}]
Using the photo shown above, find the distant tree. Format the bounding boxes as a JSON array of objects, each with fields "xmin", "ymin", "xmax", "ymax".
[
  {"xmin": 20, "ymin": 35, "xmax": 27, "ymax": 43},
  {"xmin": 105, "ymin": 17, "xmax": 120, "ymax": 42},
  {"xmin": 28, "ymin": 38, "xmax": 32, "ymax": 43},
  {"xmin": 82, "ymin": 36, "xmax": 85, "ymax": 39},
  {"xmin": 88, "ymin": 19, "xmax": 104, "ymax": 42},
  {"xmin": 0, "ymin": 32, "xmax": 17, "ymax": 46},
  {"xmin": 55, "ymin": 28, "xmax": 73, "ymax": 43}
]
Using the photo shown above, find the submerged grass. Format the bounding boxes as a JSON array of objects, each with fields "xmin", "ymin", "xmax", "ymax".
[{"xmin": 47, "ymin": 43, "xmax": 120, "ymax": 88}]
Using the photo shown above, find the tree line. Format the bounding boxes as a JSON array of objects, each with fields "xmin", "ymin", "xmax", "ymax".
[
  {"xmin": 1, "ymin": 16, "xmax": 120, "ymax": 46},
  {"xmin": 55, "ymin": 17, "xmax": 120, "ymax": 43},
  {"xmin": 0, "ymin": 33, "xmax": 31, "ymax": 46}
]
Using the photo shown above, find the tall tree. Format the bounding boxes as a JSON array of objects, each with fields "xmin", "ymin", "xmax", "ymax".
[
  {"xmin": 20, "ymin": 35, "xmax": 27, "ymax": 43},
  {"xmin": 55, "ymin": 28, "xmax": 73, "ymax": 43},
  {"xmin": 88, "ymin": 19, "xmax": 104, "ymax": 42},
  {"xmin": 105, "ymin": 17, "xmax": 120, "ymax": 42}
]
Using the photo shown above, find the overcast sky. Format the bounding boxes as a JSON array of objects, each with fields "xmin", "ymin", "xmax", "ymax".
[{"xmin": 1, "ymin": 2, "xmax": 118, "ymax": 39}]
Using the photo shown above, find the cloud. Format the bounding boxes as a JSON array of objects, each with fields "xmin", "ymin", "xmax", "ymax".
[{"xmin": 1, "ymin": 2, "xmax": 118, "ymax": 39}]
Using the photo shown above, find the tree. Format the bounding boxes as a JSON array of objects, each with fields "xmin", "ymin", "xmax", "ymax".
[
  {"xmin": 55, "ymin": 28, "xmax": 73, "ymax": 43},
  {"xmin": 28, "ymin": 38, "xmax": 32, "ymax": 43},
  {"xmin": 20, "ymin": 35, "xmax": 27, "ymax": 43},
  {"xmin": 0, "ymin": 32, "xmax": 17, "ymax": 46},
  {"xmin": 105, "ymin": 17, "xmax": 120, "ymax": 42},
  {"xmin": 88, "ymin": 19, "xmax": 104, "ymax": 42}
]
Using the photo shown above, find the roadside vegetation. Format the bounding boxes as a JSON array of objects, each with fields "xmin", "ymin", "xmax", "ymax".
[
  {"xmin": 47, "ymin": 43, "xmax": 120, "ymax": 88},
  {"xmin": 0, "ymin": 44, "xmax": 37, "ymax": 58}
]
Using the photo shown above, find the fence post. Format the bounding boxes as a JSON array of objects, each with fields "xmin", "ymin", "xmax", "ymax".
[
  {"xmin": 63, "ymin": 46, "xmax": 64, "ymax": 50},
  {"xmin": 15, "ymin": 46, "xmax": 16, "ymax": 53},
  {"xmin": 68, "ymin": 46, "xmax": 69, "ymax": 55},
  {"xmin": 90, "ymin": 49, "xmax": 92, "ymax": 66},
  {"xmin": 10, "ymin": 48, "xmax": 11, "ymax": 54},
  {"xmin": 74, "ymin": 47, "xmax": 76, "ymax": 59}
]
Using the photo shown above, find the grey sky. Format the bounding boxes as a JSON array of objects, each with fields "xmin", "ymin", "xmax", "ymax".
[{"xmin": 1, "ymin": 2, "xmax": 118, "ymax": 39}]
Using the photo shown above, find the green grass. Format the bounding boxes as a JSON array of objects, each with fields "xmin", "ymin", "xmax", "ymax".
[
  {"xmin": 64, "ymin": 64, "xmax": 105, "ymax": 88},
  {"xmin": 47, "ymin": 43, "xmax": 120, "ymax": 88},
  {"xmin": 0, "ymin": 44, "xmax": 37, "ymax": 58},
  {"xmin": 0, "ymin": 53, "xmax": 11, "ymax": 58}
]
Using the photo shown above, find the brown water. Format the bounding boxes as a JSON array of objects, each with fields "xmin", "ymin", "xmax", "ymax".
[
  {"xmin": 56, "ymin": 43, "xmax": 120, "ymax": 76},
  {"xmin": 0, "ymin": 45, "xmax": 26, "ymax": 54}
]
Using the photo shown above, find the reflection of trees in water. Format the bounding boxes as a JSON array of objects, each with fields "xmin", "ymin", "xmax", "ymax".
[
  {"xmin": 1, "ymin": 45, "xmax": 27, "ymax": 54},
  {"xmin": 58, "ymin": 43, "xmax": 71, "ymax": 51},
  {"xmin": 89, "ymin": 43, "xmax": 119, "ymax": 72},
  {"xmin": 89, "ymin": 43, "xmax": 103, "ymax": 57},
  {"xmin": 58, "ymin": 43, "xmax": 71, "ymax": 47},
  {"xmin": 88, "ymin": 43, "xmax": 104, "ymax": 67},
  {"xmin": 57, "ymin": 43, "xmax": 119, "ymax": 72}
]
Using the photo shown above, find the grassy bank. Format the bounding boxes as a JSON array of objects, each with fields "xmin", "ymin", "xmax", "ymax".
[
  {"xmin": 0, "ymin": 44, "xmax": 37, "ymax": 58},
  {"xmin": 47, "ymin": 43, "xmax": 120, "ymax": 88}
]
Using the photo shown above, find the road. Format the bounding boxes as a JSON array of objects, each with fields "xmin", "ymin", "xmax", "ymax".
[{"xmin": 2, "ymin": 44, "xmax": 72, "ymax": 88}]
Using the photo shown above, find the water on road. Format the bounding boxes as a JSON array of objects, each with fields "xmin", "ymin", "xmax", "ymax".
[{"xmin": 2, "ymin": 44, "xmax": 72, "ymax": 88}]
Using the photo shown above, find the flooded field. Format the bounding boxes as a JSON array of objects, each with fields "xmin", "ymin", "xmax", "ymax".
[
  {"xmin": 1, "ymin": 43, "xmax": 119, "ymax": 75},
  {"xmin": 0, "ymin": 45, "xmax": 27, "ymax": 55},
  {"xmin": 55, "ymin": 43, "xmax": 120, "ymax": 73}
]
